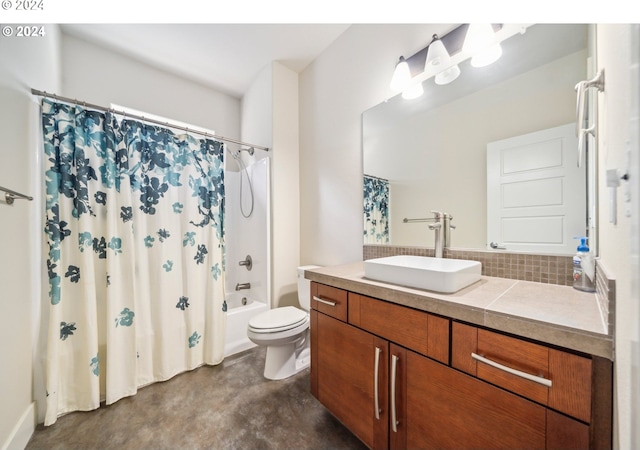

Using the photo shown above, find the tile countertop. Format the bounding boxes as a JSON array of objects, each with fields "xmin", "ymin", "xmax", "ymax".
[{"xmin": 305, "ymin": 262, "xmax": 613, "ymax": 360}]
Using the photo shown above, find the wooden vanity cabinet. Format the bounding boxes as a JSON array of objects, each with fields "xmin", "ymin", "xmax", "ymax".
[
  {"xmin": 310, "ymin": 282, "xmax": 612, "ymax": 449},
  {"xmin": 310, "ymin": 282, "xmax": 451, "ymax": 450}
]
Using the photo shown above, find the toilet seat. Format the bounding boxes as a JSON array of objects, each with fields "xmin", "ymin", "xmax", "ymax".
[{"xmin": 248, "ymin": 306, "xmax": 308, "ymax": 334}]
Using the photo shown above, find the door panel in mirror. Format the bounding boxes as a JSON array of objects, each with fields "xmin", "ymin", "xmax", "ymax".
[{"xmin": 486, "ymin": 123, "xmax": 585, "ymax": 254}]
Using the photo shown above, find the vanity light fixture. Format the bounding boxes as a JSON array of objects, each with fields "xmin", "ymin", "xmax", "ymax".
[
  {"xmin": 389, "ymin": 24, "xmax": 529, "ymax": 100},
  {"xmin": 390, "ymin": 56, "xmax": 412, "ymax": 92},
  {"xmin": 391, "ymin": 55, "xmax": 424, "ymax": 99},
  {"xmin": 463, "ymin": 23, "xmax": 503, "ymax": 67},
  {"xmin": 424, "ymin": 34, "xmax": 461, "ymax": 85}
]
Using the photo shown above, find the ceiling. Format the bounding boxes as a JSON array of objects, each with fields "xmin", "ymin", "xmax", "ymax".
[{"xmin": 61, "ymin": 24, "xmax": 351, "ymax": 98}]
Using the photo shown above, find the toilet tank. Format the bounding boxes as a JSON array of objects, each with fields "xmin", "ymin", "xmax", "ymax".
[{"xmin": 297, "ymin": 265, "xmax": 321, "ymax": 311}]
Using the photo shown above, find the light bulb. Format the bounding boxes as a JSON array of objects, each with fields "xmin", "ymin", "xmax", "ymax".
[
  {"xmin": 390, "ymin": 56, "xmax": 411, "ymax": 92},
  {"xmin": 426, "ymin": 34, "xmax": 460, "ymax": 85},
  {"xmin": 425, "ymin": 38, "xmax": 449, "ymax": 71},
  {"xmin": 435, "ymin": 65, "xmax": 461, "ymax": 85},
  {"xmin": 463, "ymin": 23, "xmax": 502, "ymax": 67},
  {"xmin": 471, "ymin": 43, "xmax": 503, "ymax": 67},
  {"xmin": 402, "ymin": 82, "xmax": 424, "ymax": 100}
]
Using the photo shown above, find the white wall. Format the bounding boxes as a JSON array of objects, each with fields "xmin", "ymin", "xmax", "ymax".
[
  {"xmin": 300, "ymin": 24, "xmax": 451, "ymax": 266},
  {"xmin": 61, "ymin": 33, "xmax": 240, "ymax": 138},
  {"xmin": 629, "ymin": 25, "xmax": 640, "ymax": 448},
  {"xmin": 241, "ymin": 64, "xmax": 273, "ymax": 151},
  {"xmin": 300, "ymin": 23, "xmax": 638, "ymax": 447},
  {"xmin": 271, "ymin": 63, "xmax": 300, "ymax": 307},
  {"xmin": 241, "ymin": 62, "xmax": 300, "ymax": 308},
  {"xmin": 0, "ymin": 25, "xmax": 61, "ymax": 450},
  {"xmin": 596, "ymin": 24, "xmax": 639, "ymax": 450}
]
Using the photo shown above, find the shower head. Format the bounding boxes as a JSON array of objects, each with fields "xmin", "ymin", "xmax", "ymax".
[{"xmin": 230, "ymin": 147, "xmax": 255, "ymax": 160}]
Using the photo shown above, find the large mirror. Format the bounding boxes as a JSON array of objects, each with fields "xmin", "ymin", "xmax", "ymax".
[{"xmin": 363, "ymin": 24, "xmax": 597, "ymax": 255}]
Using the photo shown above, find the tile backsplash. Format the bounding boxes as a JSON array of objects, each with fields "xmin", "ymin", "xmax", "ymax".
[
  {"xmin": 363, "ymin": 245, "xmax": 574, "ymax": 285},
  {"xmin": 595, "ymin": 260, "xmax": 616, "ymax": 337}
]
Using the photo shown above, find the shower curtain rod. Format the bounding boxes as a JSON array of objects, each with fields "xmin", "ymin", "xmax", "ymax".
[{"xmin": 30, "ymin": 88, "xmax": 270, "ymax": 152}]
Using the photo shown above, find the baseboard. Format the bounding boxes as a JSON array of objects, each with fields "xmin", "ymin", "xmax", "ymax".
[{"xmin": 1, "ymin": 402, "xmax": 35, "ymax": 450}]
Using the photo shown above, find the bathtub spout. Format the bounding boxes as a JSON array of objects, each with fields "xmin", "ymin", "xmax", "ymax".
[{"xmin": 235, "ymin": 282, "xmax": 251, "ymax": 291}]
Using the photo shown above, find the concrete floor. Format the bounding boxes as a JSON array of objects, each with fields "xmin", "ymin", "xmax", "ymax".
[{"xmin": 26, "ymin": 347, "xmax": 367, "ymax": 450}]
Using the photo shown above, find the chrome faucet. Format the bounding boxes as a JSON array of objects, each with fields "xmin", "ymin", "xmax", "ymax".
[
  {"xmin": 442, "ymin": 212, "xmax": 455, "ymax": 248},
  {"xmin": 428, "ymin": 211, "xmax": 444, "ymax": 258},
  {"xmin": 235, "ymin": 282, "xmax": 251, "ymax": 291},
  {"xmin": 428, "ymin": 211, "xmax": 454, "ymax": 258}
]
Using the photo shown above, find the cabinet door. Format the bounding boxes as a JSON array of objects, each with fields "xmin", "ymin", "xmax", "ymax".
[
  {"xmin": 546, "ymin": 409, "xmax": 589, "ymax": 450},
  {"xmin": 313, "ymin": 312, "xmax": 389, "ymax": 450},
  {"xmin": 406, "ymin": 350, "xmax": 546, "ymax": 449}
]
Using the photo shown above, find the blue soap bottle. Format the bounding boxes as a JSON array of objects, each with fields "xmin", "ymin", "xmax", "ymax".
[{"xmin": 572, "ymin": 237, "xmax": 596, "ymax": 292}]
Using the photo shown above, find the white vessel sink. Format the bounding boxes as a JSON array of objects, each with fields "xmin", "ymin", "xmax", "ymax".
[{"xmin": 363, "ymin": 255, "xmax": 482, "ymax": 293}]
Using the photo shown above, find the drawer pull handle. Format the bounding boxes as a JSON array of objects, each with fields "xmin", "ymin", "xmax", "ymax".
[
  {"xmin": 313, "ymin": 296, "xmax": 336, "ymax": 307},
  {"xmin": 391, "ymin": 354, "xmax": 399, "ymax": 433},
  {"xmin": 374, "ymin": 347, "xmax": 382, "ymax": 420},
  {"xmin": 472, "ymin": 353, "xmax": 552, "ymax": 387}
]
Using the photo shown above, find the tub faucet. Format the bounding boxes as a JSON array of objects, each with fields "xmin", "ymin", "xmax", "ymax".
[{"xmin": 235, "ymin": 282, "xmax": 251, "ymax": 291}]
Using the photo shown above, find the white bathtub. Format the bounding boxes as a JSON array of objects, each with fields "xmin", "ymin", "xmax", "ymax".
[{"xmin": 224, "ymin": 293, "xmax": 269, "ymax": 357}]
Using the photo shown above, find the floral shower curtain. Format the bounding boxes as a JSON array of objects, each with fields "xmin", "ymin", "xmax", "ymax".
[
  {"xmin": 363, "ymin": 175, "xmax": 389, "ymax": 244},
  {"xmin": 42, "ymin": 99, "xmax": 226, "ymax": 425}
]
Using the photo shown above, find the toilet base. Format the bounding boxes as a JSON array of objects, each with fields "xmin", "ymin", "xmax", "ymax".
[{"xmin": 263, "ymin": 333, "xmax": 310, "ymax": 380}]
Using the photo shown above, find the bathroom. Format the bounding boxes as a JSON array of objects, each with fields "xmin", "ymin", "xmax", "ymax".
[{"xmin": 0, "ymin": 14, "xmax": 638, "ymax": 450}]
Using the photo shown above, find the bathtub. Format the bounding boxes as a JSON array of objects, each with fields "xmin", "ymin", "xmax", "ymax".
[{"xmin": 224, "ymin": 293, "xmax": 269, "ymax": 357}]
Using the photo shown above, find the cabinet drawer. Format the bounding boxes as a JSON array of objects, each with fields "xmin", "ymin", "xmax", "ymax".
[
  {"xmin": 348, "ymin": 293, "xmax": 449, "ymax": 364},
  {"xmin": 452, "ymin": 322, "xmax": 592, "ymax": 423},
  {"xmin": 311, "ymin": 282, "xmax": 348, "ymax": 322}
]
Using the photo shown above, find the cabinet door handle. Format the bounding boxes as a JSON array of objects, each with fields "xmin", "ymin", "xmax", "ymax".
[
  {"xmin": 471, "ymin": 353, "xmax": 552, "ymax": 387},
  {"xmin": 312, "ymin": 296, "xmax": 336, "ymax": 307},
  {"xmin": 374, "ymin": 347, "xmax": 382, "ymax": 420},
  {"xmin": 391, "ymin": 354, "xmax": 399, "ymax": 433}
]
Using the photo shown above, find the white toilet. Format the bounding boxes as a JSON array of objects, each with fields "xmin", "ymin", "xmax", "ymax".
[{"xmin": 247, "ymin": 265, "xmax": 320, "ymax": 380}]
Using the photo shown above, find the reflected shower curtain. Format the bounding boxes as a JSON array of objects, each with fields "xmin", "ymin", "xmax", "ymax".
[
  {"xmin": 363, "ymin": 175, "xmax": 389, "ymax": 244},
  {"xmin": 42, "ymin": 99, "xmax": 226, "ymax": 425}
]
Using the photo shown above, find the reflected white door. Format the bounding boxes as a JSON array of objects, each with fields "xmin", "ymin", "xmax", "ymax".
[{"xmin": 487, "ymin": 123, "xmax": 586, "ymax": 254}]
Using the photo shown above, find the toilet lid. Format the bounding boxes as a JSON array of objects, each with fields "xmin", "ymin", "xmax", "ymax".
[{"xmin": 248, "ymin": 306, "xmax": 308, "ymax": 332}]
